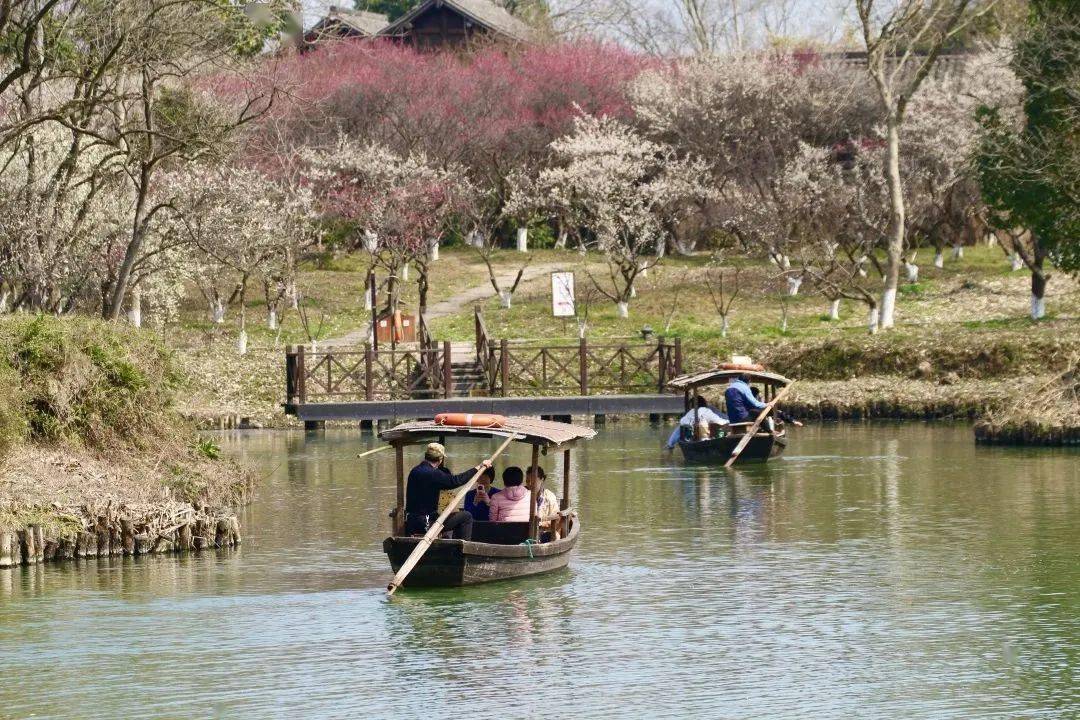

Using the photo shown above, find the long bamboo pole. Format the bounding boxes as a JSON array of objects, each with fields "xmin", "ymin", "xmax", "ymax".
[
  {"xmin": 356, "ymin": 445, "xmax": 393, "ymax": 459},
  {"xmin": 724, "ymin": 382, "xmax": 796, "ymax": 468},
  {"xmin": 387, "ymin": 433, "xmax": 520, "ymax": 596}
]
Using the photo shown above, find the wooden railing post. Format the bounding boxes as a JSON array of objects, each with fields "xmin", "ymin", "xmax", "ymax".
[
  {"xmin": 579, "ymin": 337, "xmax": 588, "ymax": 395},
  {"xmin": 674, "ymin": 337, "xmax": 683, "ymax": 377},
  {"xmin": 364, "ymin": 343, "xmax": 374, "ymax": 401},
  {"xmin": 296, "ymin": 345, "xmax": 307, "ymax": 405},
  {"xmin": 443, "ymin": 340, "xmax": 453, "ymax": 399},
  {"xmin": 657, "ymin": 335, "xmax": 667, "ymax": 392},
  {"xmin": 500, "ymin": 339, "xmax": 509, "ymax": 397},
  {"xmin": 285, "ymin": 345, "xmax": 297, "ymax": 404}
]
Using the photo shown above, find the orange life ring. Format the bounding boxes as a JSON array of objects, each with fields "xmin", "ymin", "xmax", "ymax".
[
  {"xmin": 719, "ymin": 362, "xmax": 765, "ymax": 372},
  {"xmin": 434, "ymin": 413, "xmax": 506, "ymax": 428}
]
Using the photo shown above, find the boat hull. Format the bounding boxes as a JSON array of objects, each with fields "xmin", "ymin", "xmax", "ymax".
[
  {"xmin": 383, "ymin": 518, "xmax": 579, "ymax": 588},
  {"xmin": 678, "ymin": 431, "xmax": 786, "ymax": 464}
]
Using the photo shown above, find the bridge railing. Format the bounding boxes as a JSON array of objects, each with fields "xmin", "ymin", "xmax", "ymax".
[
  {"xmin": 286, "ymin": 337, "xmax": 681, "ymax": 406},
  {"xmin": 286, "ymin": 342, "xmax": 455, "ymax": 404},
  {"xmin": 489, "ymin": 337, "xmax": 681, "ymax": 397}
]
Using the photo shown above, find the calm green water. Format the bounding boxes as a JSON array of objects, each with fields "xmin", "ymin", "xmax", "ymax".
[{"xmin": 2, "ymin": 423, "xmax": 1079, "ymax": 719}]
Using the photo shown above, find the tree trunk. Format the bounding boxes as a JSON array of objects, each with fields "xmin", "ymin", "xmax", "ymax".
[
  {"xmin": 616, "ymin": 301, "xmax": 629, "ymax": 318},
  {"xmin": 1011, "ymin": 252, "xmax": 1024, "ymax": 272},
  {"xmin": 516, "ymin": 227, "xmax": 528, "ymax": 253},
  {"xmin": 1031, "ymin": 237, "xmax": 1047, "ymax": 320},
  {"xmin": 880, "ymin": 116, "xmax": 905, "ymax": 330},
  {"xmin": 829, "ymin": 298, "xmax": 841, "ymax": 321},
  {"xmin": 934, "ymin": 250, "xmax": 944, "ymax": 268},
  {"xmin": 952, "ymin": 243, "xmax": 963, "ymax": 260},
  {"xmin": 238, "ymin": 283, "xmax": 248, "ymax": 356},
  {"xmin": 868, "ymin": 306, "xmax": 880, "ymax": 334},
  {"xmin": 126, "ymin": 285, "xmax": 142, "ymax": 328},
  {"xmin": 721, "ymin": 315, "xmax": 729, "ymax": 336},
  {"xmin": 267, "ymin": 309, "xmax": 277, "ymax": 330},
  {"xmin": 905, "ymin": 262, "xmax": 919, "ymax": 283},
  {"xmin": 499, "ymin": 290, "xmax": 512, "ymax": 309},
  {"xmin": 786, "ymin": 276, "xmax": 802, "ymax": 296},
  {"xmin": 212, "ymin": 297, "xmax": 225, "ymax": 324}
]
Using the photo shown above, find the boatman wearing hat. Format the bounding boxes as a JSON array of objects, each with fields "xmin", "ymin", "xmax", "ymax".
[{"xmin": 405, "ymin": 442, "xmax": 491, "ymax": 540}]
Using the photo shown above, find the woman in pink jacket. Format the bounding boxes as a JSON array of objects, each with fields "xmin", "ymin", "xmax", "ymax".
[{"xmin": 488, "ymin": 467, "xmax": 531, "ymax": 522}]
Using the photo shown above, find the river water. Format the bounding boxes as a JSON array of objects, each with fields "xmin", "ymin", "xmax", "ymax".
[{"xmin": 1, "ymin": 423, "xmax": 1079, "ymax": 719}]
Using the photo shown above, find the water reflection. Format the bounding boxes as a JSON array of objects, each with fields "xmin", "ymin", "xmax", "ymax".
[{"xmin": 1, "ymin": 422, "xmax": 1079, "ymax": 718}]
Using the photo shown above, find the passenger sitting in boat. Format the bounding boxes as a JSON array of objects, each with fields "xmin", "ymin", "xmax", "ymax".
[
  {"xmin": 665, "ymin": 396, "xmax": 728, "ymax": 450},
  {"xmin": 463, "ymin": 466, "xmax": 500, "ymax": 522},
  {"xmin": 528, "ymin": 466, "xmax": 561, "ymax": 538},
  {"xmin": 750, "ymin": 387, "xmax": 803, "ymax": 427},
  {"xmin": 405, "ymin": 443, "xmax": 491, "ymax": 540},
  {"xmin": 488, "ymin": 467, "xmax": 531, "ymax": 522},
  {"xmin": 725, "ymin": 374, "xmax": 767, "ymax": 424}
]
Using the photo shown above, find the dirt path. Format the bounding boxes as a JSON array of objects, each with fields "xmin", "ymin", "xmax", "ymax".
[{"xmin": 324, "ymin": 261, "xmax": 565, "ymax": 347}]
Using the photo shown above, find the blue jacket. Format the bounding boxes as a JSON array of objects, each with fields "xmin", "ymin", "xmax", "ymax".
[
  {"xmin": 464, "ymin": 487, "xmax": 500, "ymax": 521},
  {"xmin": 724, "ymin": 379, "xmax": 767, "ymax": 423}
]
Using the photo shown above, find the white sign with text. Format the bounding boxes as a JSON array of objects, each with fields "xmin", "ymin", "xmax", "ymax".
[{"xmin": 551, "ymin": 271, "xmax": 575, "ymax": 317}]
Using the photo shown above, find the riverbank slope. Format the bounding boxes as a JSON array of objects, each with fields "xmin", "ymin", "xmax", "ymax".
[{"xmin": 0, "ymin": 316, "xmax": 249, "ymax": 567}]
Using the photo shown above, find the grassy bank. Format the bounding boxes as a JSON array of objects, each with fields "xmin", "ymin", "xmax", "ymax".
[
  {"xmin": 165, "ymin": 244, "xmax": 1080, "ymax": 441},
  {"xmin": 0, "ymin": 316, "xmax": 248, "ymax": 566}
]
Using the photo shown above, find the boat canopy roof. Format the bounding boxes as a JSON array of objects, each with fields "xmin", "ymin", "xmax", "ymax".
[
  {"xmin": 379, "ymin": 417, "xmax": 597, "ymax": 449},
  {"xmin": 667, "ymin": 368, "xmax": 792, "ymax": 390}
]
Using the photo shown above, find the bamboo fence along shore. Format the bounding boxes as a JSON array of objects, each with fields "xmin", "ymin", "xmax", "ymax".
[{"xmin": 0, "ymin": 500, "xmax": 241, "ymax": 568}]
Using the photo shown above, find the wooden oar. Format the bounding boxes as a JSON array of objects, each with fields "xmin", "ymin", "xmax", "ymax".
[
  {"xmin": 356, "ymin": 445, "xmax": 392, "ymax": 459},
  {"xmin": 387, "ymin": 433, "xmax": 520, "ymax": 596},
  {"xmin": 724, "ymin": 382, "xmax": 796, "ymax": 468}
]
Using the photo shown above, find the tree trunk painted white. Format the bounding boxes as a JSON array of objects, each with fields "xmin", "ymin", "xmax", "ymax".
[
  {"xmin": 905, "ymin": 263, "xmax": 919, "ymax": 283},
  {"xmin": 952, "ymin": 244, "xmax": 964, "ymax": 260},
  {"xmin": 499, "ymin": 290, "xmax": 512, "ymax": 309},
  {"xmin": 629, "ymin": 284, "xmax": 637, "ymax": 298},
  {"xmin": 786, "ymin": 276, "xmax": 802, "ymax": 296},
  {"xmin": 656, "ymin": 236, "xmax": 666, "ymax": 257},
  {"xmin": 781, "ymin": 255, "xmax": 791, "ymax": 270},
  {"xmin": 578, "ymin": 243, "xmax": 587, "ymax": 256},
  {"xmin": 780, "ymin": 314, "xmax": 788, "ymax": 333},
  {"xmin": 933, "ymin": 251, "xmax": 944, "ymax": 268},
  {"xmin": 430, "ymin": 241, "xmax": 439, "ymax": 261},
  {"xmin": 126, "ymin": 286, "xmax": 142, "ymax": 328},
  {"xmin": 879, "ymin": 287, "xmax": 897, "ymax": 329},
  {"xmin": 516, "ymin": 227, "xmax": 528, "ymax": 253},
  {"xmin": 829, "ymin": 298, "xmax": 841, "ymax": 320},
  {"xmin": 1011, "ymin": 252, "xmax": 1024, "ymax": 272},
  {"xmin": 868, "ymin": 307, "xmax": 880, "ymax": 334},
  {"xmin": 267, "ymin": 309, "xmax": 278, "ymax": 329},
  {"xmin": 363, "ymin": 231, "xmax": 377, "ymax": 253},
  {"xmin": 720, "ymin": 315, "xmax": 729, "ymax": 337},
  {"xmin": 616, "ymin": 301, "xmax": 629, "ymax": 318},
  {"xmin": 1031, "ymin": 294, "xmax": 1046, "ymax": 320},
  {"xmin": 555, "ymin": 228, "xmax": 568, "ymax": 249},
  {"xmin": 288, "ymin": 281, "xmax": 299, "ymax": 310},
  {"xmin": 986, "ymin": 233, "xmax": 997, "ymax": 247},
  {"xmin": 0, "ymin": 291, "xmax": 8, "ymax": 313},
  {"xmin": 577, "ymin": 320, "xmax": 587, "ymax": 339},
  {"xmin": 237, "ymin": 330, "xmax": 248, "ymax": 356},
  {"xmin": 212, "ymin": 298, "xmax": 225, "ymax": 324},
  {"xmin": 856, "ymin": 255, "xmax": 868, "ymax": 277},
  {"xmin": 880, "ymin": 117, "xmax": 905, "ymax": 330},
  {"xmin": 310, "ymin": 340, "xmax": 318, "ymax": 353},
  {"xmin": 401, "ymin": 264, "xmax": 409, "ymax": 281}
]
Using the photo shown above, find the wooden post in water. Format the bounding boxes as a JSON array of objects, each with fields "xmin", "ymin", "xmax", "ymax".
[
  {"xmin": 443, "ymin": 340, "xmax": 453, "ymax": 399},
  {"xmin": 285, "ymin": 346, "xmax": 297, "ymax": 404},
  {"xmin": 657, "ymin": 336, "xmax": 667, "ymax": 392}
]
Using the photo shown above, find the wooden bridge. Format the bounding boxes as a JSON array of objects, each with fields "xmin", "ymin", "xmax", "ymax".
[{"xmin": 284, "ymin": 309, "xmax": 686, "ymax": 425}]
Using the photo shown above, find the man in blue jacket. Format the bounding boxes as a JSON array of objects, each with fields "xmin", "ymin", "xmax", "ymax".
[
  {"xmin": 724, "ymin": 374, "xmax": 768, "ymax": 423},
  {"xmin": 404, "ymin": 443, "xmax": 491, "ymax": 539}
]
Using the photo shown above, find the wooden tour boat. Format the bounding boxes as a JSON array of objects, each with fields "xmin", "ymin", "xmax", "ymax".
[
  {"xmin": 380, "ymin": 417, "xmax": 596, "ymax": 589},
  {"xmin": 667, "ymin": 368, "xmax": 796, "ymax": 465}
]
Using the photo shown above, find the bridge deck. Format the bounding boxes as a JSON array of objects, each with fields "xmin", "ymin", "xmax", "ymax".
[{"xmin": 289, "ymin": 394, "xmax": 685, "ymax": 422}]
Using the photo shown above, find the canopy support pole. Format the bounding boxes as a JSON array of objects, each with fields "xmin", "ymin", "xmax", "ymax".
[
  {"xmin": 561, "ymin": 449, "xmax": 571, "ymax": 511},
  {"xmin": 528, "ymin": 443, "xmax": 540, "ymax": 541},
  {"xmin": 393, "ymin": 442, "xmax": 405, "ymax": 535}
]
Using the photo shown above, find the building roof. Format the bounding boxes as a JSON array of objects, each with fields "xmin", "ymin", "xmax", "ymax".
[
  {"xmin": 667, "ymin": 368, "xmax": 793, "ymax": 391},
  {"xmin": 380, "ymin": 416, "xmax": 595, "ymax": 447},
  {"xmin": 306, "ymin": 6, "xmax": 389, "ymax": 41},
  {"xmin": 378, "ymin": 0, "xmax": 532, "ymax": 42}
]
